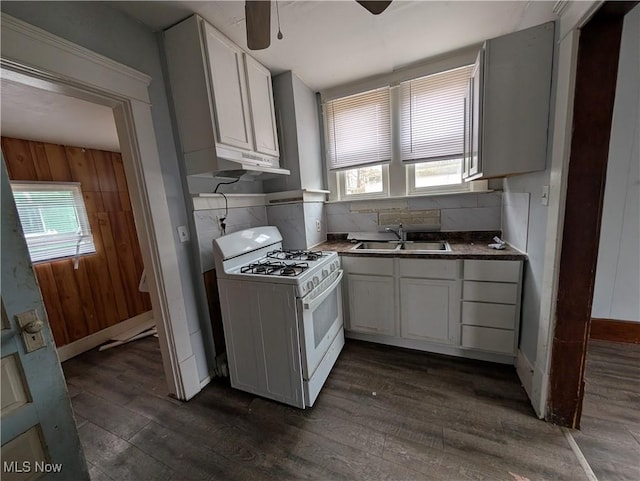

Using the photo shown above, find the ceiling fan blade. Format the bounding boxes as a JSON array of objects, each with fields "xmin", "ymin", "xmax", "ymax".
[
  {"xmin": 356, "ymin": 1, "xmax": 392, "ymax": 15},
  {"xmin": 246, "ymin": 1, "xmax": 271, "ymax": 50}
]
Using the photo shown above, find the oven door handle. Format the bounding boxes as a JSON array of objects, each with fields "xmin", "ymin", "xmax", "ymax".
[{"xmin": 303, "ymin": 270, "xmax": 343, "ymax": 311}]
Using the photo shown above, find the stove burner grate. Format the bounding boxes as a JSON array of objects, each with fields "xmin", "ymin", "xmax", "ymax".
[
  {"xmin": 267, "ymin": 249, "xmax": 324, "ymax": 261},
  {"xmin": 240, "ymin": 260, "xmax": 310, "ymax": 277}
]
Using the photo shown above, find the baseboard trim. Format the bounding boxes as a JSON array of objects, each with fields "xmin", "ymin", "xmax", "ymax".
[
  {"xmin": 57, "ymin": 311, "xmax": 154, "ymax": 362},
  {"xmin": 516, "ymin": 349, "xmax": 535, "ymax": 400},
  {"xmin": 590, "ymin": 318, "xmax": 640, "ymax": 344}
]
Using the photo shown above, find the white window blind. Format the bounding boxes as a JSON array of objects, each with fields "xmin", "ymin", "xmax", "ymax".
[
  {"xmin": 325, "ymin": 87, "xmax": 391, "ymax": 171},
  {"xmin": 11, "ymin": 181, "xmax": 96, "ymax": 263},
  {"xmin": 400, "ymin": 65, "xmax": 473, "ymax": 163}
]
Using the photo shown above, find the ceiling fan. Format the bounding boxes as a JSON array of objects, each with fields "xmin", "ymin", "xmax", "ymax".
[{"xmin": 245, "ymin": 0, "xmax": 393, "ymax": 50}]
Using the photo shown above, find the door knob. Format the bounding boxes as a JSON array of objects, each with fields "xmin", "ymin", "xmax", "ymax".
[
  {"xmin": 23, "ymin": 320, "xmax": 44, "ymax": 334},
  {"xmin": 15, "ymin": 310, "xmax": 47, "ymax": 352}
]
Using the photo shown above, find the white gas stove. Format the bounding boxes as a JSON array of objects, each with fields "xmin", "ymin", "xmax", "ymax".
[
  {"xmin": 213, "ymin": 226, "xmax": 344, "ymax": 408},
  {"xmin": 215, "ymin": 234, "xmax": 340, "ymax": 298}
]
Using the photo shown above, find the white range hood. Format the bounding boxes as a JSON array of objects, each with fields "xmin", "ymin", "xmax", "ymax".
[{"xmin": 184, "ymin": 144, "xmax": 290, "ymax": 180}]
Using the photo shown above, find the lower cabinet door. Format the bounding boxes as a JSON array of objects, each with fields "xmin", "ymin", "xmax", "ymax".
[
  {"xmin": 400, "ymin": 278, "xmax": 458, "ymax": 344},
  {"xmin": 348, "ymin": 274, "xmax": 396, "ymax": 335}
]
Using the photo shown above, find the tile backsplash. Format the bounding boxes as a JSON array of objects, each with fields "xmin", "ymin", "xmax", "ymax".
[
  {"xmin": 326, "ymin": 192, "xmax": 502, "ymax": 233},
  {"xmin": 194, "ymin": 205, "xmax": 267, "ymax": 271}
]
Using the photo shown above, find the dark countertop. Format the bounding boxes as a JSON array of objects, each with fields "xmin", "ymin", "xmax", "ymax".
[{"xmin": 316, "ymin": 235, "xmax": 527, "ymax": 261}]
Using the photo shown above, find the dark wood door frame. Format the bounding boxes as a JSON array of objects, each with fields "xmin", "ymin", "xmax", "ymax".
[{"xmin": 546, "ymin": 1, "xmax": 638, "ymax": 428}]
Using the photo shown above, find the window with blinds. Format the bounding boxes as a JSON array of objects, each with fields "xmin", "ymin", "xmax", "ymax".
[
  {"xmin": 400, "ymin": 65, "xmax": 473, "ymax": 163},
  {"xmin": 11, "ymin": 182, "xmax": 96, "ymax": 263},
  {"xmin": 325, "ymin": 87, "xmax": 391, "ymax": 171}
]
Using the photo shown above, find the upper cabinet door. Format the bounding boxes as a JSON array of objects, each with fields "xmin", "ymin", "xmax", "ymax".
[
  {"xmin": 202, "ymin": 23, "xmax": 253, "ymax": 150},
  {"xmin": 244, "ymin": 55, "xmax": 280, "ymax": 158}
]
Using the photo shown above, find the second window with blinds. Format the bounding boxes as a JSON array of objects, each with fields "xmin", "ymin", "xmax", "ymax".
[{"xmin": 324, "ymin": 65, "xmax": 473, "ymax": 199}]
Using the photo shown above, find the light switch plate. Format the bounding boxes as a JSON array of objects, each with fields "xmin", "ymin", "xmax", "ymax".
[
  {"xmin": 541, "ymin": 185, "xmax": 550, "ymax": 206},
  {"xmin": 177, "ymin": 225, "xmax": 190, "ymax": 242},
  {"xmin": 15, "ymin": 310, "xmax": 46, "ymax": 353}
]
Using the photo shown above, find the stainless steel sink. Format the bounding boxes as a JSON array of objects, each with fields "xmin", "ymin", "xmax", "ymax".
[
  {"xmin": 352, "ymin": 241, "xmax": 451, "ymax": 252},
  {"xmin": 401, "ymin": 241, "xmax": 450, "ymax": 252},
  {"xmin": 353, "ymin": 241, "xmax": 401, "ymax": 250}
]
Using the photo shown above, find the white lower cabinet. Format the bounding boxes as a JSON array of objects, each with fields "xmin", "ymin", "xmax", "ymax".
[
  {"xmin": 347, "ymin": 274, "xmax": 396, "ymax": 335},
  {"xmin": 342, "ymin": 255, "xmax": 523, "ymax": 363},
  {"xmin": 460, "ymin": 260, "xmax": 522, "ymax": 356},
  {"xmin": 400, "ymin": 278, "xmax": 459, "ymax": 344}
]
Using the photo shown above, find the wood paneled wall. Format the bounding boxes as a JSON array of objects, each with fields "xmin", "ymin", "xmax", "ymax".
[{"xmin": 2, "ymin": 137, "xmax": 152, "ymax": 346}]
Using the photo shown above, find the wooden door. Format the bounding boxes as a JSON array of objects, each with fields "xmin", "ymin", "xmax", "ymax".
[
  {"xmin": 0, "ymin": 162, "xmax": 88, "ymax": 480},
  {"xmin": 244, "ymin": 55, "xmax": 280, "ymax": 158},
  {"xmin": 202, "ymin": 22, "xmax": 253, "ymax": 151}
]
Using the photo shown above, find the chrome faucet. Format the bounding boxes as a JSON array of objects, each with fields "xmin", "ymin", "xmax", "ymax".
[{"xmin": 386, "ymin": 224, "xmax": 405, "ymax": 242}]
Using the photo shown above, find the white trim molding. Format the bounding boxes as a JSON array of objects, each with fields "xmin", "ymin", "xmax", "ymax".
[
  {"xmin": 531, "ymin": 1, "xmax": 600, "ymax": 418},
  {"xmin": 515, "ymin": 349, "xmax": 535, "ymax": 403},
  {"xmin": 57, "ymin": 311, "xmax": 154, "ymax": 362},
  {"xmin": 0, "ymin": 14, "xmax": 151, "ymax": 102},
  {"xmin": 1, "ymin": 13, "xmax": 200, "ymax": 400}
]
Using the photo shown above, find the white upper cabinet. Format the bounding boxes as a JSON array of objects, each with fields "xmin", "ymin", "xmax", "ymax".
[
  {"xmin": 463, "ymin": 21, "xmax": 555, "ymax": 180},
  {"xmin": 164, "ymin": 15, "xmax": 281, "ymax": 175},
  {"xmin": 244, "ymin": 55, "xmax": 280, "ymax": 157},
  {"xmin": 202, "ymin": 23, "xmax": 253, "ymax": 151}
]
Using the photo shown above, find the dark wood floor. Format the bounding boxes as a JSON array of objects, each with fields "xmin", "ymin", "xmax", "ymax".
[
  {"xmin": 63, "ymin": 338, "xmax": 589, "ymax": 481},
  {"xmin": 573, "ymin": 340, "xmax": 640, "ymax": 481}
]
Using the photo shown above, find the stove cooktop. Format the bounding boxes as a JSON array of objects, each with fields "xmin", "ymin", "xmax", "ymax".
[
  {"xmin": 240, "ymin": 260, "xmax": 310, "ymax": 277},
  {"xmin": 266, "ymin": 249, "xmax": 325, "ymax": 262}
]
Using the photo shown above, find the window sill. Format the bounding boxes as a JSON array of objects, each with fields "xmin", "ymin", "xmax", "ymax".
[{"xmin": 326, "ymin": 188, "xmax": 495, "ymax": 204}]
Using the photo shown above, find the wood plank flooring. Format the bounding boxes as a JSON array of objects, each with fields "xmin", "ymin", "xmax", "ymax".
[
  {"xmin": 63, "ymin": 338, "xmax": 589, "ymax": 481},
  {"xmin": 573, "ymin": 340, "xmax": 640, "ymax": 481}
]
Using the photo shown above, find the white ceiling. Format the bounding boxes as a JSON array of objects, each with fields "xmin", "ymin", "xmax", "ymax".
[
  {"xmin": 113, "ymin": 0, "xmax": 558, "ymax": 91},
  {"xmin": 0, "ymin": 1, "xmax": 557, "ymax": 156}
]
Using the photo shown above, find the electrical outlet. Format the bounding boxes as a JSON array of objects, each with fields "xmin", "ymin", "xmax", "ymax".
[
  {"xmin": 217, "ymin": 215, "xmax": 226, "ymax": 232},
  {"xmin": 316, "ymin": 219, "xmax": 322, "ymax": 232},
  {"xmin": 177, "ymin": 225, "xmax": 190, "ymax": 242}
]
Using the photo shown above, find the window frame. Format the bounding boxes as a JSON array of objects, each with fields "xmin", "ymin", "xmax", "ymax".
[
  {"xmin": 322, "ymin": 51, "xmax": 478, "ymax": 201},
  {"xmin": 337, "ymin": 164, "xmax": 390, "ymax": 200},
  {"xmin": 10, "ymin": 181, "xmax": 97, "ymax": 264},
  {"xmin": 406, "ymin": 158, "xmax": 469, "ymax": 196}
]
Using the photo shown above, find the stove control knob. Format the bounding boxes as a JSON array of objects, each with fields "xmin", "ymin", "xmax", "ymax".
[
  {"xmin": 322, "ymin": 269, "xmax": 329, "ymax": 278},
  {"xmin": 313, "ymin": 276, "xmax": 320, "ymax": 287},
  {"xmin": 307, "ymin": 281, "xmax": 314, "ymax": 292},
  {"xmin": 330, "ymin": 263, "xmax": 336, "ymax": 272}
]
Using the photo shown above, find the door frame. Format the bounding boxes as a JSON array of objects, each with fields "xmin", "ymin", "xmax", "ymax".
[
  {"xmin": 528, "ymin": 1, "xmax": 638, "ymax": 425},
  {"xmin": 1, "ymin": 14, "xmax": 201, "ymax": 400},
  {"xmin": 545, "ymin": 1, "xmax": 638, "ymax": 428}
]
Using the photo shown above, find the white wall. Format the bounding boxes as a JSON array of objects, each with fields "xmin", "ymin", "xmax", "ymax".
[
  {"xmin": 503, "ymin": 171, "xmax": 550, "ymax": 365},
  {"xmin": 592, "ymin": 5, "xmax": 640, "ymax": 323}
]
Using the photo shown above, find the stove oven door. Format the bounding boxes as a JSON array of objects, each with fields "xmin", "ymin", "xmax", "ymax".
[{"xmin": 297, "ymin": 270, "xmax": 344, "ymax": 381}]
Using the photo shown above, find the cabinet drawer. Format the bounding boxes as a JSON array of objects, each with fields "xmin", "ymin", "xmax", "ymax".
[
  {"xmin": 398, "ymin": 259, "xmax": 459, "ymax": 280},
  {"xmin": 342, "ymin": 257, "xmax": 393, "ymax": 276},
  {"xmin": 463, "ymin": 260, "xmax": 521, "ymax": 283},
  {"xmin": 461, "ymin": 325, "xmax": 515, "ymax": 354},
  {"xmin": 463, "ymin": 281, "xmax": 518, "ymax": 304},
  {"xmin": 461, "ymin": 301, "xmax": 516, "ymax": 329}
]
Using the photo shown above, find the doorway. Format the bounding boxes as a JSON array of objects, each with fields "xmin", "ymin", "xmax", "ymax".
[
  {"xmin": 546, "ymin": 1, "xmax": 639, "ymax": 427},
  {"xmin": 1, "ymin": 14, "xmax": 200, "ymax": 401}
]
